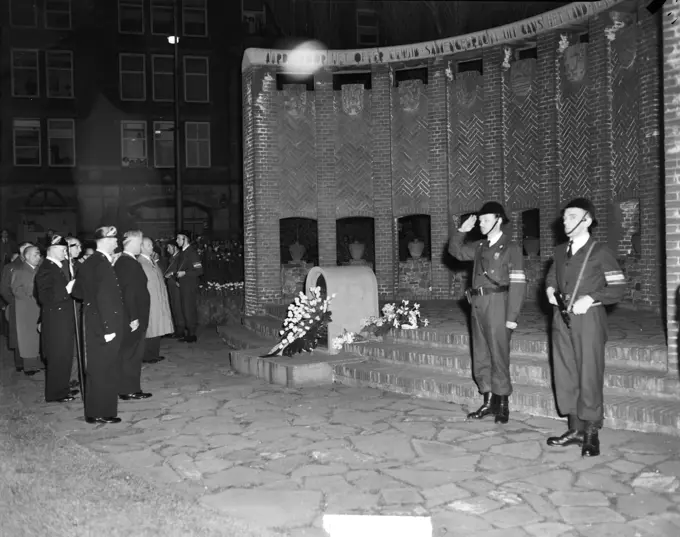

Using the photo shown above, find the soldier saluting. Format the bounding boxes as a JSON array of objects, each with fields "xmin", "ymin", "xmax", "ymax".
[
  {"xmin": 449, "ymin": 202, "xmax": 526, "ymax": 424},
  {"xmin": 545, "ymin": 198, "xmax": 625, "ymax": 457}
]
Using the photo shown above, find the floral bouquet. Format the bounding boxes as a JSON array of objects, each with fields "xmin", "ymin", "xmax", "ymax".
[
  {"xmin": 361, "ymin": 300, "xmax": 429, "ymax": 338},
  {"xmin": 262, "ymin": 287, "xmax": 335, "ymax": 358}
]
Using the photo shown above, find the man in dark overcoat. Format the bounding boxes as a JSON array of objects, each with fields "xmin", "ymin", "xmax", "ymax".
[
  {"xmin": 175, "ymin": 231, "xmax": 203, "ymax": 343},
  {"xmin": 35, "ymin": 235, "xmax": 77, "ymax": 402},
  {"xmin": 114, "ymin": 230, "xmax": 152, "ymax": 401},
  {"xmin": 71, "ymin": 226, "xmax": 125, "ymax": 425}
]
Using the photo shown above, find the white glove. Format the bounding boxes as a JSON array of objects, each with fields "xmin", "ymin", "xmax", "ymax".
[
  {"xmin": 572, "ymin": 295, "xmax": 594, "ymax": 315},
  {"xmin": 546, "ymin": 286, "xmax": 558, "ymax": 306},
  {"xmin": 66, "ymin": 280, "xmax": 75, "ymax": 294},
  {"xmin": 104, "ymin": 333, "xmax": 116, "ymax": 342}
]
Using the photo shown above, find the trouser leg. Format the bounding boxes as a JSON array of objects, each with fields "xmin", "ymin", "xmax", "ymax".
[
  {"xmin": 552, "ymin": 309, "xmax": 580, "ymax": 418},
  {"xmin": 143, "ymin": 337, "xmax": 161, "ymax": 362},
  {"xmin": 574, "ymin": 307, "xmax": 608, "ymax": 427},
  {"xmin": 470, "ymin": 309, "xmax": 491, "ymax": 394}
]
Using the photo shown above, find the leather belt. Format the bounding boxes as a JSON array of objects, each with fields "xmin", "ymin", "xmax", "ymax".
[{"xmin": 468, "ymin": 285, "xmax": 509, "ymax": 297}]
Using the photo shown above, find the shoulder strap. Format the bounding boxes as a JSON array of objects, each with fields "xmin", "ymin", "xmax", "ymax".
[{"xmin": 567, "ymin": 241, "xmax": 596, "ymax": 311}]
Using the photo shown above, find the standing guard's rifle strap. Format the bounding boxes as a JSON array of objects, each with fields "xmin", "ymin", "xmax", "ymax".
[{"xmin": 566, "ymin": 241, "xmax": 596, "ymax": 312}]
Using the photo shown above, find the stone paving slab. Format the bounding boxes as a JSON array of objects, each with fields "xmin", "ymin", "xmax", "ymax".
[{"xmin": 4, "ymin": 332, "xmax": 680, "ymax": 537}]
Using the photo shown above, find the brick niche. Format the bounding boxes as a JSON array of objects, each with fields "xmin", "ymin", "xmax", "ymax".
[{"xmin": 242, "ymin": 0, "xmax": 662, "ymax": 317}]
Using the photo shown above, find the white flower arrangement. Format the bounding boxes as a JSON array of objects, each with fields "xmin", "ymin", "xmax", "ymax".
[
  {"xmin": 331, "ymin": 330, "xmax": 356, "ymax": 350},
  {"xmin": 263, "ymin": 287, "xmax": 335, "ymax": 357},
  {"xmin": 502, "ymin": 47, "xmax": 512, "ymax": 70},
  {"xmin": 557, "ymin": 34, "xmax": 570, "ymax": 55},
  {"xmin": 199, "ymin": 281, "xmax": 244, "ymax": 294}
]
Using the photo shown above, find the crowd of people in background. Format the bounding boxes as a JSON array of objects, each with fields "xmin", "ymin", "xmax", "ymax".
[{"xmin": 0, "ymin": 226, "xmax": 203, "ymax": 425}]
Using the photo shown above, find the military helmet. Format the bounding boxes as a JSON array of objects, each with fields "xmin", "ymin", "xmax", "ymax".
[
  {"xmin": 477, "ymin": 201, "xmax": 508, "ymax": 224},
  {"xmin": 563, "ymin": 197, "xmax": 598, "ymax": 228}
]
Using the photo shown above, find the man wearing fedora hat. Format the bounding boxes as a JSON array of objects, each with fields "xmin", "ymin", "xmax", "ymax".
[
  {"xmin": 545, "ymin": 197, "xmax": 625, "ymax": 457},
  {"xmin": 449, "ymin": 201, "xmax": 526, "ymax": 424},
  {"xmin": 71, "ymin": 226, "xmax": 125, "ymax": 424},
  {"xmin": 34, "ymin": 234, "xmax": 80, "ymax": 403}
]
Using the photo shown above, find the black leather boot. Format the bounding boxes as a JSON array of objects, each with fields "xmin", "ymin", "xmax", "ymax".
[
  {"xmin": 467, "ymin": 393, "xmax": 497, "ymax": 420},
  {"xmin": 494, "ymin": 395, "xmax": 509, "ymax": 424},
  {"xmin": 547, "ymin": 429, "xmax": 584, "ymax": 447},
  {"xmin": 582, "ymin": 422, "xmax": 600, "ymax": 457}
]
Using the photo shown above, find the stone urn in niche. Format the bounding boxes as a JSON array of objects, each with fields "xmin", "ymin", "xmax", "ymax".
[
  {"xmin": 349, "ymin": 241, "xmax": 365, "ymax": 261},
  {"xmin": 289, "ymin": 241, "xmax": 306, "ymax": 263},
  {"xmin": 408, "ymin": 239, "xmax": 425, "ymax": 260}
]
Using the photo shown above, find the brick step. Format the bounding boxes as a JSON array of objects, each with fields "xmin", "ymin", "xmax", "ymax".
[
  {"xmin": 332, "ymin": 359, "xmax": 680, "ymax": 437},
  {"xmin": 389, "ymin": 327, "xmax": 669, "ymax": 372},
  {"xmin": 343, "ymin": 340, "xmax": 680, "ymax": 400}
]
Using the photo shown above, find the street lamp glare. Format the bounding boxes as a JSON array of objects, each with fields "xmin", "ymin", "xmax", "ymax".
[{"xmin": 168, "ymin": 35, "xmax": 180, "ymax": 45}]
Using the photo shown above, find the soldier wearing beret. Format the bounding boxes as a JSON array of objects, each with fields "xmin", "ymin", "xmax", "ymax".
[
  {"xmin": 71, "ymin": 226, "xmax": 125, "ymax": 425},
  {"xmin": 174, "ymin": 231, "xmax": 203, "ymax": 343},
  {"xmin": 34, "ymin": 234, "xmax": 79, "ymax": 403},
  {"xmin": 545, "ymin": 198, "xmax": 626, "ymax": 457},
  {"xmin": 449, "ymin": 201, "xmax": 526, "ymax": 424}
]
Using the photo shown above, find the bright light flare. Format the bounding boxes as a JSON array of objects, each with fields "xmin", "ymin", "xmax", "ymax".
[{"xmin": 283, "ymin": 40, "xmax": 326, "ymax": 77}]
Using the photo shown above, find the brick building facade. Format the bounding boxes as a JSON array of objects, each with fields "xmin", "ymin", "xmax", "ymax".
[{"xmin": 242, "ymin": 0, "xmax": 663, "ymax": 320}]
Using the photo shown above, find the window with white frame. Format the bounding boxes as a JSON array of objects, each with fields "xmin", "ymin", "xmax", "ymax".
[
  {"xmin": 48, "ymin": 119, "xmax": 76, "ymax": 167},
  {"xmin": 11, "ymin": 50, "xmax": 40, "ymax": 98},
  {"xmin": 45, "ymin": 0, "xmax": 72, "ymax": 30},
  {"xmin": 185, "ymin": 122, "xmax": 210, "ymax": 168},
  {"xmin": 242, "ymin": 0, "xmax": 265, "ymax": 35},
  {"xmin": 356, "ymin": 9, "xmax": 379, "ymax": 47},
  {"xmin": 121, "ymin": 121, "xmax": 148, "ymax": 167},
  {"xmin": 119, "ymin": 54, "xmax": 146, "ymax": 101},
  {"xmin": 152, "ymin": 55, "xmax": 174, "ymax": 101},
  {"xmin": 13, "ymin": 119, "xmax": 41, "ymax": 167},
  {"xmin": 183, "ymin": 0, "xmax": 207, "ymax": 37},
  {"xmin": 46, "ymin": 51, "xmax": 74, "ymax": 98},
  {"xmin": 184, "ymin": 56, "xmax": 209, "ymax": 103},
  {"xmin": 119, "ymin": 0, "xmax": 144, "ymax": 34},
  {"xmin": 154, "ymin": 121, "xmax": 175, "ymax": 168},
  {"xmin": 151, "ymin": 0, "xmax": 174, "ymax": 35},
  {"xmin": 10, "ymin": 0, "xmax": 37, "ymax": 27}
]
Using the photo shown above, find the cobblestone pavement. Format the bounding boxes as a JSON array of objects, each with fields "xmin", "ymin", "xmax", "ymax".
[
  {"xmin": 400, "ymin": 300, "xmax": 666, "ymax": 347},
  {"xmin": 5, "ymin": 331, "xmax": 680, "ymax": 537}
]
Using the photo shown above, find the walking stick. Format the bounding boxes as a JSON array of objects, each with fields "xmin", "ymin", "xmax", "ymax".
[{"xmin": 67, "ymin": 250, "xmax": 86, "ymax": 406}]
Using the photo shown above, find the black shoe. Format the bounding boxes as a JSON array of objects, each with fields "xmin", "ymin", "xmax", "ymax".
[
  {"xmin": 85, "ymin": 416, "xmax": 122, "ymax": 424},
  {"xmin": 69, "ymin": 380, "xmax": 79, "ymax": 388},
  {"xmin": 547, "ymin": 429, "xmax": 585, "ymax": 447},
  {"xmin": 181, "ymin": 335, "xmax": 197, "ymax": 343},
  {"xmin": 494, "ymin": 395, "xmax": 509, "ymax": 424},
  {"xmin": 143, "ymin": 356, "xmax": 165, "ymax": 364},
  {"xmin": 173, "ymin": 332, "xmax": 185, "ymax": 339},
  {"xmin": 69, "ymin": 389, "xmax": 80, "ymax": 397},
  {"xmin": 582, "ymin": 424, "xmax": 600, "ymax": 457},
  {"xmin": 24, "ymin": 370, "xmax": 40, "ymax": 377},
  {"xmin": 467, "ymin": 393, "xmax": 498, "ymax": 420},
  {"xmin": 15, "ymin": 367, "xmax": 24, "ymax": 373},
  {"xmin": 47, "ymin": 395, "xmax": 76, "ymax": 403},
  {"xmin": 119, "ymin": 391, "xmax": 152, "ymax": 401}
]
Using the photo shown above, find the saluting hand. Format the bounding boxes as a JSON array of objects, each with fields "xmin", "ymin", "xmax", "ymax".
[{"xmin": 458, "ymin": 215, "xmax": 477, "ymax": 233}]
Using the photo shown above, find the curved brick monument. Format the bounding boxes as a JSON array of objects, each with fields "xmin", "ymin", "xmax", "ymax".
[
  {"xmin": 242, "ymin": 0, "xmax": 661, "ymax": 322},
  {"xmin": 305, "ymin": 266, "xmax": 379, "ymax": 355}
]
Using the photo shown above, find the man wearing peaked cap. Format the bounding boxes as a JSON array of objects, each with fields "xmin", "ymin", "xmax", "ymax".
[
  {"xmin": 34, "ymin": 235, "xmax": 79, "ymax": 403},
  {"xmin": 173, "ymin": 231, "xmax": 203, "ymax": 343},
  {"xmin": 449, "ymin": 201, "xmax": 526, "ymax": 425},
  {"xmin": 71, "ymin": 226, "xmax": 125, "ymax": 424}
]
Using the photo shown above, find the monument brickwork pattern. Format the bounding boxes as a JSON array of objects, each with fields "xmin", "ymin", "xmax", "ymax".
[
  {"xmin": 557, "ymin": 44, "xmax": 592, "ymax": 203},
  {"xmin": 334, "ymin": 86, "xmax": 373, "ymax": 219},
  {"xmin": 243, "ymin": 0, "xmax": 662, "ymax": 315},
  {"xmin": 448, "ymin": 72, "xmax": 486, "ymax": 214},
  {"xmin": 243, "ymin": 70, "xmax": 257, "ymax": 316},
  {"xmin": 503, "ymin": 59, "xmax": 540, "ymax": 211},
  {"xmin": 278, "ymin": 86, "xmax": 317, "ymax": 220},
  {"xmin": 611, "ymin": 27, "xmax": 640, "ymax": 200},
  {"xmin": 391, "ymin": 79, "xmax": 431, "ymax": 217}
]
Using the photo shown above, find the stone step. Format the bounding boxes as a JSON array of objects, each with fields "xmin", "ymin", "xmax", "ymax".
[
  {"xmin": 389, "ymin": 327, "xmax": 669, "ymax": 372},
  {"xmin": 332, "ymin": 359, "xmax": 680, "ymax": 437},
  {"xmin": 244, "ymin": 315, "xmax": 283, "ymax": 340},
  {"xmin": 344, "ymin": 340, "xmax": 680, "ymax": 400},
  {"xmin": 217, "ymin": 322, "xmax": 276, "ymax": 350}
]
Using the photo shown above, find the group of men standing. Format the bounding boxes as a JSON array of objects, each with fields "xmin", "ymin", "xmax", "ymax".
[
  {"xmin": 0, "ymin": 227, "xmax": 203, "ymax": 426},
  {"xmin": 448, "ymin": 197, "xmax": 626, "ymax": 458}
]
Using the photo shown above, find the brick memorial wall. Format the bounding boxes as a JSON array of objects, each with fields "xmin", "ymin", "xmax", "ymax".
[{"xmin": 242, "ymin": 0, "xmax": 662, "ymax": 318}]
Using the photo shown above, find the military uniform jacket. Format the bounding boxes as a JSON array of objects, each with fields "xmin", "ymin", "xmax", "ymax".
[
  {"xmin": 34, "ymin": 258, "xmax": 71, "ymax": 311},
  {"xmin": 177, "ymin": 245, "xmax": 203, "ymax": 285},
  {"xmin": 449, "ymin": 230, "xmax": 527, "ymax": 323},
  {"xmin": 114, "ymin": 253, "xmax": 151, "ymax": 332},
  {"xmin": 546, "ymin": 237, "xmax": 626, "ymax": 305},
  {"xmin": 71, "ymin": 251, "xmax": 124, "ymax": 337}
]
